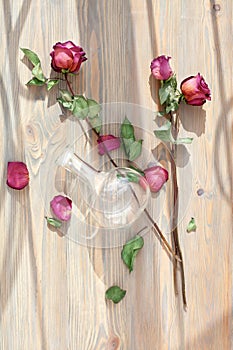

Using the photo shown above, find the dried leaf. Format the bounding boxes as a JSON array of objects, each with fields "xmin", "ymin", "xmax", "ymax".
[
  {"xmin": 121, "ymin": 235, "xmax": 144, "ymax": 272},
  {"xmin": 154, "ymin": 121, "xmax": 193, "ymax": 144},
  {"xmin": 45, "ymin": 217, "xmax": 62, "ymax": 229},
  {"xmin": 20, "ymin": 48, "xmax": 40, "ymax": 66},
  {"xmin": 186, "ymin": 217, "xmax": 197, "ymax": 233},
  {"xmin": 105, "ymin": 286, "xmax": 126, "ymax": 303},
  {"xmin": 47, "ymin": 79, "xmax": 59, "ymax": 91}
]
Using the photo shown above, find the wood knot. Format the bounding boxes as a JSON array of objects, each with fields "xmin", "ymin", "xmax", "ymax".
[
  {"xmin": 25, "ymin": 124, "xmax": 36, "ymax": 144},
  {"xmin": 213, "ymin": 4, "xmax": 221, "ymax": 11},
  {"xmin": 197, "ymin": 188, "xmax": 204, "ymax": 196},
  {"xmin": 107, "ymin": 335, "xmax": 120, "ymax": 349}
]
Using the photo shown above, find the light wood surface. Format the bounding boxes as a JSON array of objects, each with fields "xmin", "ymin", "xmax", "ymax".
[{"xmin": 1, "ymin": 0, "xmax": 232, "ymax": 349}]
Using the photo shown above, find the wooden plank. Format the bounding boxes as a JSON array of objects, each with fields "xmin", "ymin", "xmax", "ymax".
[{"xmin": 0, "ymin": 0, "xmax": 232, "ymax": 349}]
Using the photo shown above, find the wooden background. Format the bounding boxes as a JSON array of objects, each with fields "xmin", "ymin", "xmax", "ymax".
[{"xmin": 0, "ymin": 0, "xmax": 232, "ymax": 349}]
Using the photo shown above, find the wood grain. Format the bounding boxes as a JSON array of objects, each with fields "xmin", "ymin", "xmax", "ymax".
[{"xmin": 0, "ymin": 0, "xmax": 232, "ymax": 349}]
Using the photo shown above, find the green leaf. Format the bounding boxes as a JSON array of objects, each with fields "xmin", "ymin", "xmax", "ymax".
[
  {"xmin": 89, "ymin": 114, "xmax": 102, "ymax": 133},
  {"xmin": 159, "ymin": 84, "xmax": 172, "ymax": 105},
  {"xmin": 125, "ymin": 172, "xmax": 140, "ymax": 183},
  {"xmin": 87, "ymin": 99, "xmax": 101, "ymax": 118},
  {"xmin": 167, "ymin": 74, "xmax": 177, "ymax": 89},
  {"xmin": 20, "ymin": 48, "xmax": 40, "ymax": 66},
  {"xmin": 45, "ymin": 217, "xmax": 62, "ymax": 228},
  {"xmin": 175, "ymin": 137, "xmax": 193, "ymax": 144},
  {"xmin": 158, "ymin": 75, "xmax": 181, "ymax": 111},
  {"xmin": 129, "ymin": 140, "xmax": 142, "ymax": 161},
  {"xmin": 156, "ymin": 111, "xmax": 165, "ymax": 117},
  {"xmin": 165, "ymin": 100, "xmax": 179, "ymax": 114},
  {"xmin": 121, "ymin": 235, "xmax": 144, "ymax": 272},
  {"xmin": 120, "ymin": 117, "xmax": 135, "ymax": 140},
  {"xmin": 154, "ymin": 121, "xmax": 193, "ymax": 144},
  {"xmin": 47, "ymin": 79, "xmax": 59, "ymax": 91},
  {"xmin": 186, "ymin": 217, "xmax": 197, "ymax": 233},
  {"xmin": 105, "ymin": 286, "xmax": 126, "ymax": 304},
  {"xmin": 121, "ymin": 138, "xmax": 134, "ymax": 156},
  {"xmin": 72, "ymin": 95, "xmax": 89, "ymax": 119},
  {"xmin": 27, "ymin": 77, "xmax": 45, "ymax": 86},
  {"xmin": 61, "ymin": 68, "xmax": 70, "ymax": 74},
  {"xmin": 32, "ymin": 63, "xmax": 46, "ymax": 82},
  {"xmin": 57, "ymin": 97, "xmax": 73, "ymax": 110},
  {"xmin": 117, "ymin": 172, "xmax": 140, "ymax": 183},
  {"xmin": 59, "ymin": 89, "xmax": 73, "ymax": 102},
  {"xmin": 121, "ymin": 117, "xmax": 143, "ymax": 160}
]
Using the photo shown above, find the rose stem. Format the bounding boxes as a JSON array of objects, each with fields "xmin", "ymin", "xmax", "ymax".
[
  {"xmin": 64, "ymin": 73, "xmax": 75, "ymax": 96},
  {"xmin": 47, "ymin": 77, "xmax": 66, "ymax": 81},
  {"xmin": 170, "ymin": 111, "xmax": 187, "ymax": 309},
  {"xmin": 85, "ymin": 117, "xmax": 179, "ymax": 261},
  {"xmin": 144, "ymin": 209, "xmax": 181, "ymax": 261},
  {"xmin": 64, "ymin": 78, "xmax": 179, "ymax": 261}
]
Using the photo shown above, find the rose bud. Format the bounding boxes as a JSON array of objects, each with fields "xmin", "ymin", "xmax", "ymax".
[
  {"xmin": 142, "ymin": 166, "xmax": 168, "ymax": 193},
  {"xmin": 97, "ymin": 134, "xmax": 121, "ymax": 155},
  {"xmin": 180, "ymin": 73, "xmax": 211, "ymax": 106},
  {"xmin": 150, "ymin": 55, "xmax": 173, "ymax": 80},
  {"xmin": 50, "ymin": 41, "xmax": 87, "ymax": 74},
  {"xmin": 50, "ymin": 195, "xmax": 72, "ymax": 221},
  {"xmin": 7, "ymin": 162, "xmax": 29, "ymax": 190}
]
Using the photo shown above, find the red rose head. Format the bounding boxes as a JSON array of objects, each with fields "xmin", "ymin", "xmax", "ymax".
[
  {"xmin": 150, "ymin": 55, "xmax": 173, "ymax": 81},
  {"xmin": 50, "ymin": 41, "xmax": 87, "ymax": 74},
  {"xmin": 180, "ymin": 73, "xmax": 211, "ymax": 106}
]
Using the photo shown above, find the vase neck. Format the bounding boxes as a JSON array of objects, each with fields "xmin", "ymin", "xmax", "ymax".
[{"xmin": 56, "ymin": 149, "xmax": 99, "ymax": 186}]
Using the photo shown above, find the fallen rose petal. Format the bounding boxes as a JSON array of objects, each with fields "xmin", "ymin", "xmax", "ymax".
[
  {"xmin": 7, "ymin": 162, "xmax": 29, "ymax": 190},
  {"xmin": 142, "ymin": 165, "xmax": 168, "ymax": 193},
  {"xmin": 50, "ymin": 195, "xmax": 72, "ymax": 221},
  {"xmin": 97, "ymin": 134, "xmax": 121, "ymax": 155}
]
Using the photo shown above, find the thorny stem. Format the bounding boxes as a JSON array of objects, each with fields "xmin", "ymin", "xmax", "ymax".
[
  {"xmin": 64, "ymin": 78, "xmax": 180, "ymax": 262},
  {"xmin": 47, "ymin": 77, "xmax": 66, "ymax": 81},
  {"xmin": 85, "ymin": 118, "xmax": 118, "ymax": 168},
  {"xmin": 169, "ymin": 111, "xmax": 187, "ymax": 310},
  {"xmin": 85, "ymin": 116, "xmax": 178, "ymax": 261},
  {"xmin": 144, "ymin": 209, "xmax": 181, "ymax": 261},
  {"xmin": 65, "ymin": 73, "xmax": 75, "ymax": 96}
]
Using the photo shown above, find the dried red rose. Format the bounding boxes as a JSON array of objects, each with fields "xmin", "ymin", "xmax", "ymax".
[
  {"xmin": 150, "ymin": 55, "xmax": 173, "ymax": 81},
  {"xmin": 180, "ymin": 73, "xmax": 211, "ymax": 106},
  {"xmin": 50, "ymin": 41, "xmax": 87, "ymax": 74}
]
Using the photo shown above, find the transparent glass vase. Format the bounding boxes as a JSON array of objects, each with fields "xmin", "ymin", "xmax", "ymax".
[{"xmin": 56, "ymin": 149, "xmax": 150, "ymax": 229}]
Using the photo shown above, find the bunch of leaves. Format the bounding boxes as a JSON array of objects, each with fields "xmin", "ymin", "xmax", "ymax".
[
  {"xmin": 21, "ymin": 48, "xmax": 59, "ymax": 91},
  {"xmin": 22, "ymin": 48, "xmax": 102, "ymax": 133},
  {"xmin": 154, "ymin": 120, "xmax": 193, "ymax": 144},
  {"xmin": 158, "ymin": 75, "xmax": 181, "ymax": 115},
  {"xmin": 155, "ymin": 75, "xmax": 193, "ymax": 145},
  {"xmin": 58, "ymin": 91, "xmax": 102, "ymax": 133},
  {"xmin": 120, "ymin": 117, "xmax": 143, "ymax": 161}
]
